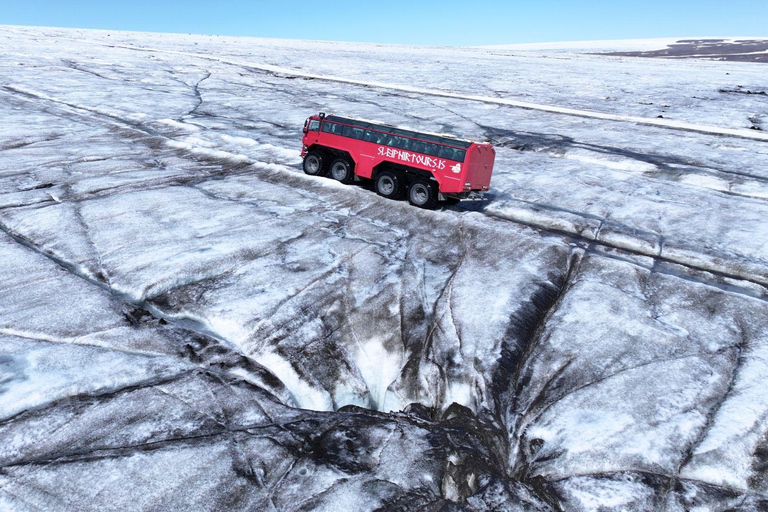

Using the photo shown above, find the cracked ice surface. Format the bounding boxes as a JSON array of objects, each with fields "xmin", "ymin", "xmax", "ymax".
[{"xmin": 1, "ymin": 26, "xmax": 768, "ymax": 510}]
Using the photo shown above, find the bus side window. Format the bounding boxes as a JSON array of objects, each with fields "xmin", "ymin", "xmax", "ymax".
[
  {"xmin": 345, "ymin": 126, "xmax": 365, "ymax": 140},
  {"xmin": 364, "ymin": 130, "xmax": 385, "ymax": 144},
  {"xmin": 322, "ymin": 122, "xmax": 342, "ymax": 135},
  {"xmin": 389, "ymin": 136, "xmax": 408, "ymax": 149},
  {"xmin": 424, "ymin": 143, "xmax": 440, "ymax": 157},
  {"xmin": 308, "ymin": 119, "xmax": 320, "ymax": 131},
  {"xmin": 410, "ymin": 140, "xmax": 426, "ymax": 154},
  {"xmin": 438, "ymin": 145, "xmax": 462, "ymax": 161}
]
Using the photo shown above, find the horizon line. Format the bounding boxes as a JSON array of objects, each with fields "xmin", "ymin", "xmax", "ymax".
[{"xmin": 4, "ymin": 23, "xmax": 767, "ymax": 49}]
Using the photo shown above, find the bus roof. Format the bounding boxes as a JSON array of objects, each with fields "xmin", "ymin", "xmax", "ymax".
[{"xmin": 324, "ymin": 115, "xmax": 474, "ymax": 149}]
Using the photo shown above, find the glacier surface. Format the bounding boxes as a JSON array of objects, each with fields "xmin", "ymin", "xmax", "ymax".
[{"xmin": 1, "ymin": 26, "xmax": 767, "ymax": 510}]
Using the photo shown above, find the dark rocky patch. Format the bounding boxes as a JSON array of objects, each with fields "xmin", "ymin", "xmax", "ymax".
[{"xmin": 601, "ymin": 39, "xmax": 768, "ymax": 63}]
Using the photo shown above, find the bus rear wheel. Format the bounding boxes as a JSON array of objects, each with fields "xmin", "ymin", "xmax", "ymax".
[
  {"xmin": 303, "ymin": 151, "xmax": 325, "ymax": 176},
  {"xmin": 375, "ymin": 171, "xmax": 404, "ymax": 200},
  {"xmin": 408, "ymin": 180, "xmax": 438, "ymax": 209},
  {"xmin": 330, "ymin": 158, "xmax": 354, "ymax": 184}
]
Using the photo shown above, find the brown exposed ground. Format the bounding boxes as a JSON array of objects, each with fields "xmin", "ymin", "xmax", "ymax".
[{"xmin": 604, "ymin": 39, "xmax": 768, "ymax": 62}]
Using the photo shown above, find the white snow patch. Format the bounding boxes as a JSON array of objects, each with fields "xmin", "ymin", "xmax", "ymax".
[
  {"xmin": 156, "ymin": 118, "xmax": 201, "ymax": 131},
  {"xmin": 165, "ymin": 140, "xmax": 250, "ymax": 163},
  {"xmin": 678, "ymin": 174, "xmax": 731, "ymax": 192},
  {"xmin": 352, "ymin": 336, "xmax": 403, "ymax": 412},
  {"xmin": 565, "ymin": 151, "xmax": 657, "ymax": 174},
  {"xmin": 255, "ymin": 350, "xmax": 333, "ymax": 411}
]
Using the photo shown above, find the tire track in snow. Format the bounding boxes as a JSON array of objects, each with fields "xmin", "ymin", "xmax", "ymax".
[{"xmin": 26, "ymin": 31, "xmax": 768, "ymax": 144}]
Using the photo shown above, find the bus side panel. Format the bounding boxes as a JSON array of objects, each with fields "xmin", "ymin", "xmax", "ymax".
[
  {"xmin": 353, "ymin": 140, "xmax": 377, "ymax": 179},
  {"xmin": 308, "ymin": 134, "xmax": 362, "ymax": 169},
  {"xmin": 434, "ymin": 168, "xmax": 465, "ymax": 194},
  {"xmin": 302, "ymin": 132, "xmax": 321, "ymax": 156},
  {"xmin": 465, "ymin": 145, "xmax": 495, "ymax": 190},
  {"xmin": 355, "ymin": 153, "xmax": 376, "ymax": 179},
  {"xmin": 310, "ymin": 130, "xmax": 469, "ymax": 192}
]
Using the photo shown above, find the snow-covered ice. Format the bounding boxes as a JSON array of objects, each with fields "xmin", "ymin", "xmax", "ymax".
[{"xmin": 1, "ymin": 25, "xmax": 767, "ymax": 510}]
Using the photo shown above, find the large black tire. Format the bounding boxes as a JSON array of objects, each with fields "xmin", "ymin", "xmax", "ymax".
[
  {"xmin": 375, "ymin": 171, "xmax": 404, "ymax": 200},
  {"xmin": 329, "ymin": 157, "xmax": 355, "ymax": 184},
  {"xmin": 303, "ymin": 151, "xmax": 325, "ymax": 176},
  {"xmin": 408, "ymin": 180, "xmax": 438, "ymax": 209}
]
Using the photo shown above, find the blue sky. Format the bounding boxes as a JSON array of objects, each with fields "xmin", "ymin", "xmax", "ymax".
[{"xmin": 2, "ymin": 0, "xmax": 766, "ymax": 46}]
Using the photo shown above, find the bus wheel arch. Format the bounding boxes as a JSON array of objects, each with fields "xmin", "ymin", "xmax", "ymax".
[
  {"xmin": 408, "ymin": 180, "xmax": 438, "ymax": 209},
  {"xmin": 330, "ymin": 157, "xmax": 355, "ymax": 184},
  {"xmin": 303, "ymin": 150, "xmax": 326, "ymax": 176},
  {"xmin": 375, "ymin": 170, "xmax": 405, "ymax": 199}
]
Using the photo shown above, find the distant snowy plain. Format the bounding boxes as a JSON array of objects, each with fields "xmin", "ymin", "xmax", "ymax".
[{"xmin": 1, "ymin": 26, "xmax": 767, "ymax": 510}]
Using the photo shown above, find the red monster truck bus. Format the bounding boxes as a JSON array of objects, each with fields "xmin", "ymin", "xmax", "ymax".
[{"xmin": 301, "ymin": 113, "xmax": 495, "ymax": 209}]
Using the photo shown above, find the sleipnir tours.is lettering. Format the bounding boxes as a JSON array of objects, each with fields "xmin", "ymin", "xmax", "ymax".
[{"xmin": 377, "ymin": 145, "xmax": 449, "ymax": 171}]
